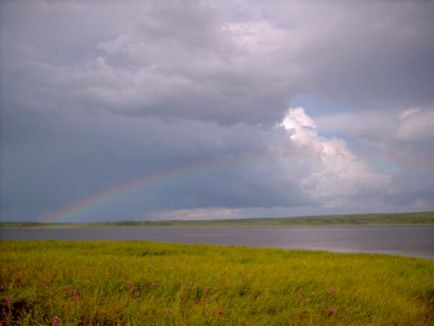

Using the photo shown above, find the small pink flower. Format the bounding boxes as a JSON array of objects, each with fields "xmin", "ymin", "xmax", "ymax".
[
  {"xmin": 4, "ymin": 296, "xmax": 11, "ymax": 304},
  {"xmin": 203, "ymin": 285, "xmax": 210, "ymax": 295},
  {"xmin": 53, "ymin": 315, "xmax": 60, "ymax": 326},
  {"xmin": 127, "ymin": 282, "xmax": 133, "ymax": 290},
  {"xmin": 329, "ymin": 287, "xmax": 337, "ymax": 295},
  {"xmin": 71, "ymin": 289, "xmax": 80, "ymax": 302},
  {"xmin": 325, "ymin": 306, "xmax": 337, "ymax": 316}
]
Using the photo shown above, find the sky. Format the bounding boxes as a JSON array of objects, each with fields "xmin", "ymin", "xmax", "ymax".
[{"xmin": 1, "ymin": 0, "xmax": 434, "ymax": 222}]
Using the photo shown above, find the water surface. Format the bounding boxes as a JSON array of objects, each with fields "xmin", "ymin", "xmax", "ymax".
[{"xmin": 1, "ymin": 225, "xmax": 433, "ymax": 259}]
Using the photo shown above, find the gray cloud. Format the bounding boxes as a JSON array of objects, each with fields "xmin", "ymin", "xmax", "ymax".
[
  {"xmin": 263, "ymin": 1, "xmax": 434, "ymax": 110},
  {"xmin": 0, "ymin": 1, "xmax": 294, "ymax": 124},
  {"xmin": 3, "ymin": 1, "xmax": 434, "ymax": 123},
  {"xmin": 1, "ymin": 0, "xmax": 434, "ymax": 221},
  {"xmin": 0, "ymin": 104, "xmax": 393, "ymax": 221}
]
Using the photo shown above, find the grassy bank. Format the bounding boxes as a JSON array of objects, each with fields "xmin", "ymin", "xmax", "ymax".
[
  {"xmin": 1, "ymin": 241, "xmax": 433, "ymax": 325},
  {"xmin": 1, "ymin": 211, "xmax": 434, "ymax": 228}
]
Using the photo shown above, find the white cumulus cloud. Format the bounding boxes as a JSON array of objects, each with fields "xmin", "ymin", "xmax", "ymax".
[{"xmin": 280, "ymin": 107, "xmax": 391, "ymax": 204}]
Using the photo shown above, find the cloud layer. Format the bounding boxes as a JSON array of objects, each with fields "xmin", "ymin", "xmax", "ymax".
[{"xmin": 1, "ymin": 0, "xmax": 433, "ymax": 221}]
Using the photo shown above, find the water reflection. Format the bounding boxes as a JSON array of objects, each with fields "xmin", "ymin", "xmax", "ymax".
[{"xmin": 1, "ymin": 226, "xmax": 433, "ymax": 259}]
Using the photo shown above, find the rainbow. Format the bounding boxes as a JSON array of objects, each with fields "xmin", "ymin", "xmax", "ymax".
[{"xmin": 39, "ymin": 152, "xmax": 278, "ymax": 222}]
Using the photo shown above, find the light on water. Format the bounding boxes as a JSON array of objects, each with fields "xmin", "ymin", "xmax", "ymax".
[{"xmin": 2, "ymin": 226, "xmax": 434, "ymax": 259}]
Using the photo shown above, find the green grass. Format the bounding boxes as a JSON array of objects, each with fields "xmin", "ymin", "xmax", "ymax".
[
  {"xmin": 2, "ymin": 211, "xmax": 434, "ymax": 228},
  {"xmin": 1, "ymin": 241, "xmax": 433, "ymax": 325}
]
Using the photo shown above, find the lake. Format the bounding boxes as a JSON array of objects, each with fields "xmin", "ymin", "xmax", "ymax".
[{"xmin": 1, "ymin": 225, "xmax": 434, "ymax": 259}]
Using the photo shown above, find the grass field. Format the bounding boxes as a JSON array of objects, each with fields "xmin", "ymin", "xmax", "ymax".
[{"xmin": 1, "ymin": 241, "xmax": 433, "ymax": 325}]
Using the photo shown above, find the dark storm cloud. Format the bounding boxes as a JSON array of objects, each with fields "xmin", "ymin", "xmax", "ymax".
[
  {"xmin": 0, "ymin": 0, "xmax": 293, "ymax": 124},
  {"xmin": 2, "ymin": 1, "xmax": 434, "ymax": 122},
  {"xmin": 0, "ymin": 105, "xmax": 311, "ymax": 220},
  {"xmin": 1, "ymin": 0, "xmax": 434, "ymax": 221},
  {"xmin": 263, "ymin": 1, "xmax": 434, "ymax": 111}
]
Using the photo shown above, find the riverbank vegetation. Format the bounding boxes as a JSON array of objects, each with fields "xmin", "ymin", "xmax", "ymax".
[
  {"xmin": 1, "ymin": 241, "xmax": 433, "ymax": 325},
  {"xmin": 1, "ymin": 211, "xmax": 434, "ymax": 228}
]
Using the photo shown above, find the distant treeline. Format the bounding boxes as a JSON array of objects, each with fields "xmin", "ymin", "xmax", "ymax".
[
  {"xmin": 98, "ymin": 211, "xmax": 434, "ymax": 226},
  {"xmin": 1, "ymin": 211, "xmax": 433, "ymax": 227}
]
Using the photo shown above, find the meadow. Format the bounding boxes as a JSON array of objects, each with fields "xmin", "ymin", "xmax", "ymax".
[{"xmin": 1, "ymin": 241, "xmax": 433, "ymax": 325}]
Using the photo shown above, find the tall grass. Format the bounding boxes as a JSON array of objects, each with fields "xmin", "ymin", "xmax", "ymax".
[{"xmin": 1, "ymin": 241, "xmax": 433, "ymax": 325}]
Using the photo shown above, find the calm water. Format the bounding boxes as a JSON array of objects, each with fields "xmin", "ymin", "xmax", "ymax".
[{"xmin": 1, "ymin": 226, "xmax": 434, "ymax": 259}]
